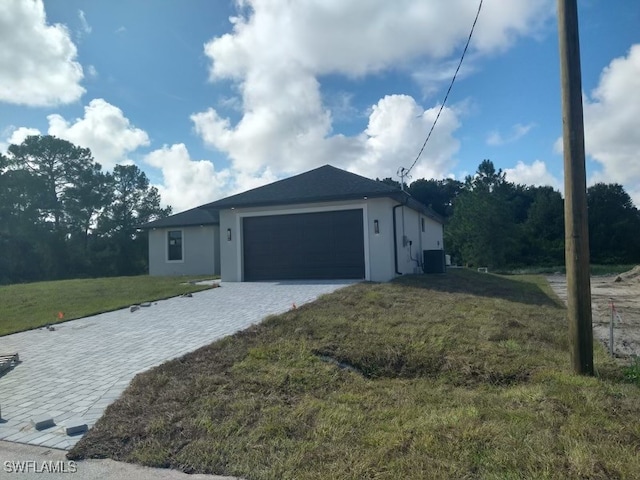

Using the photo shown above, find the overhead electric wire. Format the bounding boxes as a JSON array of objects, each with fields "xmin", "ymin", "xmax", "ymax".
[{"xmin": 404, "ymin": 0, "xmax": 483, "ymax": 177}]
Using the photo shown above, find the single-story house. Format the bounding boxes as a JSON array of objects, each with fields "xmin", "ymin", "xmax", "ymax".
[
  {"xmin": 142, "ymin": 206, "xmax": 220, "ymax": 276},
  {"xmin": 141, "ymin": 164, "xmax": 445, "ymax": 282}
]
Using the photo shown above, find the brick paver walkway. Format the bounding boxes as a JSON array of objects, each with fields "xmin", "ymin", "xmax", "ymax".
[{"xmin": 0, "ymin": 281, "xmax": 353, "ymax": 450}]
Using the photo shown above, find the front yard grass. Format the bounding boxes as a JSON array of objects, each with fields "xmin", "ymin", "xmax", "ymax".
[
  {"xmin": 69, "ymin": 270, "xmax": 640, "ymax": 479},
  {"xmin": 0, "ymin": 275, "xmax": 214, "ymax": 336}
]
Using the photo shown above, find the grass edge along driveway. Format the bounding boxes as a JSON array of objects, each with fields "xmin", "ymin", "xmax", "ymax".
[
  {"xmin": 69, "ymin": 270, "xmax": 640, "ymax": 480},
  {"xmin": 0, "ymin": 275, "xmax": 214, "ymax": 336}
]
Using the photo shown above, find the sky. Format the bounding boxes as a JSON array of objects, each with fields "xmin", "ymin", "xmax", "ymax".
[{"xmin": 0, "ymin": 0, "xmax": 639, "ymax": 213}]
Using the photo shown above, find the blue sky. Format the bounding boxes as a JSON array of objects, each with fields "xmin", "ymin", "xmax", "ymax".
[{"xmin": 1, "ymin": 0, "xmax": 639, "ymax": 212}]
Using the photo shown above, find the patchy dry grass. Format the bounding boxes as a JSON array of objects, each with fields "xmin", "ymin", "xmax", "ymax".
[
  {"xmin": 69, "ymin": 270, "xmax": 640, "ymax": 479},
  {"xmin": 498, "ymin": 264, "xmax": 637, "ymax": 276},
  {"xmin": 0, "ymin": 275, "xmax": 214, "ymax": 336}
]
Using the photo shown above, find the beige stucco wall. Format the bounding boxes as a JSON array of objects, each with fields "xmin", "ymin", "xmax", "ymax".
[
  {"xmin": 366, "ymin": 197, "xmax": 399, "ymax": 281},
  {"xmin": 219, "ymin": 198, "xmax": 444, "ymax": 282},
  {"xmin": 393, "ymin": 205, "xmax": 444, "ymax": 275},
  {"xmin": 148, "ymin": 225, "xmax": 220, "ymax": 276}
]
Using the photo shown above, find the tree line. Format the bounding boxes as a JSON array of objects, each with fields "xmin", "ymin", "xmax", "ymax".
[
  {"xmin": 2, "ymin": 136, "xmax": 638, "ymax": 284},
  {"xmin": 0, "ymin": 135, "xmax": 170, "ymax": 284},
  {"xmin": 383, "ymin": 159, "xmax": 640, "ymax": 269}
]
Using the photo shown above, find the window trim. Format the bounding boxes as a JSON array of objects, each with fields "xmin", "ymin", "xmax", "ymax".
[{"xmin": 166, "ymin": 229, "xmax": 184, "ymax": 263}]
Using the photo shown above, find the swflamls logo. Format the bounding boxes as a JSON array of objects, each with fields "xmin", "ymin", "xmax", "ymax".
[{"xmin": 3, "ymin": 460, "xmax": 78, "ymax": 473}]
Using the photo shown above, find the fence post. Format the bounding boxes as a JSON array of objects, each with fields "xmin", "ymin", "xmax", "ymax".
[{"xmin": 609, "ymin": 298, "xmax": 614, "ymax": 358}]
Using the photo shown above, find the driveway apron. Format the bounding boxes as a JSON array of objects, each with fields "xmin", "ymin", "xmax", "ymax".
[{"xmin": 0, "ymin": 281, "xmax": 354, "ymax": 450}]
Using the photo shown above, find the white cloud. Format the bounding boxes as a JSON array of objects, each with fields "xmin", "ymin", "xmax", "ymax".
[
  {"xmin": 354, "ymin": 95, "xmax": 461, "ymax": 181},
  {"xmin": 472, "ymin": 0, "xmax": 554, "ymax": 53},
  {"xmin": 191, "ymin": 69, "xmax": 334, "ymax": 176},
  {"xmin": 8, "ymin": 126, "xmax": 41, "ymax": 146},
  {"xmin": 324, "ymin": 91, "xmax": 361, "ymax": 123},
  {"xmin": 78, "ymin": 10, "xmax": 91, "ymax": 35},
  {"xmin": 0, "ymin": 126, "xmax": 42, "ymax": 153},
  {"xmin": 194, "ymin": 0, "xmax": 552, "ymax": 187},
  {"xmin": 217, "ymin": 95, "xmax": 243, "ymax": 113},
  {"xmin": 412, "ymin": 56, "xmax": 479, "ymax": 98},
  {"xmin": 582, "ymin": 44, "xmax": 640, "ymax": 207},
  {"xmin": 206, "ymin": 0, "xmax": 553, "ymax": 80},
  {"xmin": 487, "ymin": 131, "xmax": 504, "ymax": 147},
  {"xmin": 487, "ymin": 123, "xmax": 535, "ymax": 146},
  {"xmin": 554, "ymin": 44, "xmax": 640, "ymax": 206},
  {"xmin": 504, "ymin": 160, "xmax": 561, "ymax": 189},
  {"xmin": 143, "ymin": 144, "xmax": 232, "ymax": 212},
  {"xmin": 193, "ymin": 93, "xmax": 463, "ymax": 186},
  {"xmin": 0, "ymin": 0, "xmax": 84, "ymax": 106},
  {"xmin": 47, "ymin": 98, "xmax": 150, "ymax": 169}
]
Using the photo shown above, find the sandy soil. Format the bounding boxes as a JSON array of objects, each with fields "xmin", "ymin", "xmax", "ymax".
[{"xmin": 546, "ymin": 266, "xmax": 640, "ymax": 361}]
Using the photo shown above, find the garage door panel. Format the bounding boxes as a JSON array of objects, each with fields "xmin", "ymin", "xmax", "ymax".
[{"xmin": 243, "ymin": 209, "xmax": 365, "ymax": 281}]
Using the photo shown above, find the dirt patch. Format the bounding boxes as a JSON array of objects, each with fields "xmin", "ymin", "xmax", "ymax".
[{"xmin": 547, "ymin": 266, "xmax": 640, "ymax": 360}]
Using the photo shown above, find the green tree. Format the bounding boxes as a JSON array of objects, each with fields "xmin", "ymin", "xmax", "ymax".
[
  {"xmin": 5, "ymin": 135, "xmax": 99, "ymax": 278},
  {"xmin": 65, "ymin": 164, "xmax": 112, "ymax": 247},
  {"xmin": 377, "ymin": 177, "xmax": 402, "ymax": 190},
  {"xmin": 587, "ymin": 183, "xmax": 640, "ymax": 264},
  {"xmin": 446, "ymin": 160, "xmax": 518, "ymax": 268},
  {"xmin": 466, "ymin": 159, "xmax": 507, "ymax": 193},
  {"xmin": 1, "ymin": 148, "xmax": 57, "ymax": 281},
  {"xmin": 7, "ymin": 135, "xmax": 95, "ymax": 234},
  {"xmin": 97, "ymin": 164, "xmax": 171, "ymax": 275},
  {"xmin": 0, "ymin": 152, "xmax": 46, "ymax": 234},
  {"xmin": 522, "ymin": 186, "xmax": 564, "ymax": 265},
  {"xmin": 64, "ymin": 164, "xmax": 113, "ymax": 275},
  {"xmin": 2, "ymin": 136, "xmax": 173, "ymax": 282},
  {"xmin": 408, "ymin": 178, "xmax": 463, "ymax": 218}
]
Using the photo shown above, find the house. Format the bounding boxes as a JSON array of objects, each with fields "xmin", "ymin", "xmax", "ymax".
[
  {"xmin": 143, "ymin": 206, "xmax": 220, "ymax": 276},
  {"xmin": 142, "ymin": 165, "xmax": 444, "ymax": 282}
]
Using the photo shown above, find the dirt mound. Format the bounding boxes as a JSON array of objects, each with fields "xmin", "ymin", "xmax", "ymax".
[{"xmin": 614, "ymin": 265, "xmax": 640, "ymax": 283}]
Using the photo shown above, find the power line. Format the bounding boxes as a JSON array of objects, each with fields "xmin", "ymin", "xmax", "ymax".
[{"xmin": 404, "ymin": 0, "xmax": 483, "ymax": 178}]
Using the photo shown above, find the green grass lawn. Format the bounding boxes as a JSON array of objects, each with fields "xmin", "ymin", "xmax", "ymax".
[
  {"xmin": 68, "ymin": 270, "xmax": 640, "ymax": 479},
  {"xmin": 0, "ymin": 275, "xmax": 215, "ymax": 336}
]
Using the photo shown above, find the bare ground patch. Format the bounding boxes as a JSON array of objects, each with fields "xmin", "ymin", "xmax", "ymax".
[{"xmin": 547, "ymin": 265, "xmax": 640, "ymax": 360}]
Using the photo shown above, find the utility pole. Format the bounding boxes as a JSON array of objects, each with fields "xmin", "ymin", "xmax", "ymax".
[
  {"xmin": 397, "ymin": 167, "xmax": 409, "ymax": 192},
  {"xmin": 557, "ymin": 0, "xmax": 594, "ymax": 375}
]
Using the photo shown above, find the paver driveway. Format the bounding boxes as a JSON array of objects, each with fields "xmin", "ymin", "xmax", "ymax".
[{"xmin": 0, "ymin": 280, "xmax": 354, "ymax": 450}]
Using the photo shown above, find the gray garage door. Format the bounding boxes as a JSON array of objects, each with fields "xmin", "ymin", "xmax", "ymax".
[{"xmin": 243, "ymin": 209, "xmax": 365, "ymax": 281}]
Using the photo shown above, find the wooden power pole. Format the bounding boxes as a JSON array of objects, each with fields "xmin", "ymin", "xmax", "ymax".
[{"xmin": 557, "ymin": 0, "xmax": 594, "ymax": 375}]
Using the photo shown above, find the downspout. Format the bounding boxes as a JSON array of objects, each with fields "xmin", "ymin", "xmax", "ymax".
[
  {"xmin": 418, "ymin": 215, "xmax": 424, "ymax": 272},
  {"xmin": 393, "ymin": 197, "xmax": 409, "ymax": 275}
]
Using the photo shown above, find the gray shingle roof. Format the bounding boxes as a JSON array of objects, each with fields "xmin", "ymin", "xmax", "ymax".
[
  {"xmin": 141, "ymin": 165, "xmax": 443, "ymax": 228},
  {"xmin": 201, "ymin": 165, "xmax": 404, "ymax": 209},
  {"xmin": 140, "ymin": 206, "xmax": 219, "ymax": 229}
]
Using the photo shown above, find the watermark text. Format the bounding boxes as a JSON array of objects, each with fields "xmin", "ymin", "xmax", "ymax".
[{"xmin": 3, "ymin": 460, "xmax": 77, "ymax": 474}]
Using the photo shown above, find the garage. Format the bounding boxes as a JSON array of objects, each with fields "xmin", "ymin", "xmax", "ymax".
[{"xmin": 242, "ymin": 209, "xmax": 365, "ymax": 281}]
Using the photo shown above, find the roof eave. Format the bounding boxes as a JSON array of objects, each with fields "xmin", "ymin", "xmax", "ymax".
[
  {"xmin": 389, "ymin": 191, "xmax": 444, "ymax": 224},
  {"xmin": 138, "ymin": 220, "xmax": 219, "ymax": 230},
  {"xmin": 202, "ymin": 191, "xmax": 396, "ymax": 211}
]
